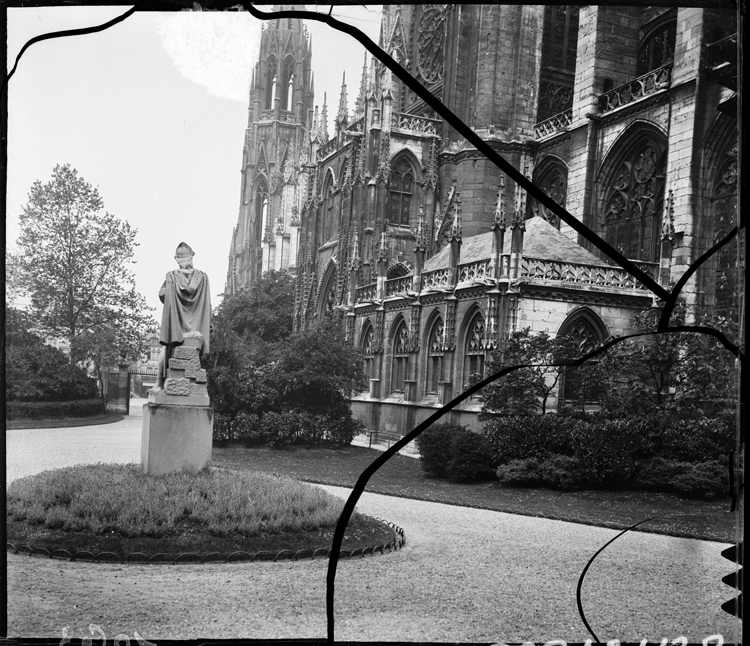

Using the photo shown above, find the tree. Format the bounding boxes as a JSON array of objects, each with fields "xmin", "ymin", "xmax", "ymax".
[
  {"xmin": 482, "ymin": 328, "xmax": 577, "ymax": 416},
  {"xmin": 207, "ymin": 274, "xmax": 366, "ymax": 421},
  {"xmin": 14, "ymin": 164, "xmax": 155, "ymax": 364},
  {"xmin": 598, "ymin": 304, "xmax": 738, "ymax": 417}
]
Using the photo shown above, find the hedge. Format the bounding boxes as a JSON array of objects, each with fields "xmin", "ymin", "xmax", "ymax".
[
  {"xmin": 6, "ymin": 399, "xmax": 104, "ymax": 421},
  {"xmin": 497, "ymin": 454, "xmax": 729, "ymax": 499},
  {"xmin": 213, "ymin": 409, "xmax": 364, "ymax": 449}
]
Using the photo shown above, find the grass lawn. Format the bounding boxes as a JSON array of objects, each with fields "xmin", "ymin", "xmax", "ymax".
[
  {"xmin": 213, "ymin": 445, "xmax": 736, "ymax": 543},
  {"xmin": 6, "ymin": 464, "xmax": 399, "ymax": 559}
]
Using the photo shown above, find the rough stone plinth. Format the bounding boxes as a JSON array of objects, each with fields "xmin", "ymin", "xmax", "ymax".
[{"xmin": 141, "ymin": 403, "xmax": 213, "ymax": 475}]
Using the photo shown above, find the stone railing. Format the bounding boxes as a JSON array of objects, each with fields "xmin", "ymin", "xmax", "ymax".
[
  {"xmin": 534, "ymin": 109, "xmax": 573, "ymax": 139},
  {"xmin": 422, "ymin": 267, "xmax": 451, "ymax": 290},
  {"xmin": 259, "ymin": 109, "xmax": 274, "ymax": 121},
  {"xmin": 317, "ymin": 137, "xmax": 338, "ymax": 160},
  {"xmin": 458, "ymin": 259, "xmax": 492, "ymax": 284},
  {"xmin": 348, "ymin": 116, "xmax": 365, "ymax": 134},
  {"xmin": 598, "ymin": 64, "xmax": 672, "ymax": 114},
  {"xmin": 391, "ymin": 112, "xmax": 441, "ymax": 136},
  {"xmin": 355, "ymin": 283, "xmax": 377, "ymax": 304},
  {"xmin": 385, "ymin": 275, "xmax": 413, "ymax": 297},
  {"xmin": 521, "ymin": 257, "xmax": 658, "ymax": 291}
]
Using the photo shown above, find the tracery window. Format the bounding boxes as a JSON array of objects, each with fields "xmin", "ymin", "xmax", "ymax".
[
  {"xmin": 320, "ymin": 268, "xmax": 337, "ymax": 318},
  {"xmin": 280, "ymin": 57, "xmax": 295, "ymax": 112},
  {"xmin": 426, "ymin": 318, "xmax": 444, "ymax": 396},
  {"xmin": 389, "ymin": 157, "xmax": 415, "ymax": 226},
  {"xmin": 391, "ymin": 320, "xmax": 409, "ymax": 394},
  {"xmin": 321, "ymin": 171, "xmax": 335, "ymax": 242},
  {"xmin": 637, "ymin": 15, "xmax": 676, "ymax": 75},
  {"xmin": 537, "ymin": 6, "xmax": 579, "ymax": 122},
  {"xmin": 600, "ymin": 137, "xmax": 667, "ymax": 262},
  {"xmin": 560, "ymin": 312, "xmax": 605, "ymax": 403},
  {"xmin": 463, "ymin": 314, "xmax": 485, "ymax": 390},
  {"xmin": 711, "ymin": 149, "xmax": 739, "ymax": 319},
  {"xmin": 528, "ymin": 161, "xmax": 567, "ymax": 229}
]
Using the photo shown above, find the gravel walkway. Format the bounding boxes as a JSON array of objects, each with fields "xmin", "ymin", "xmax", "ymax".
[{"xmin": 5, "ymin": 404, "xmax": 741, "ymax": 643}]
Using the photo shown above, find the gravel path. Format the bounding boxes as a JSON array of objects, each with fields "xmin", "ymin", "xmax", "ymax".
[{"xmin": 5, "ymin": 404, "xmax": 741, "ymax": 643}]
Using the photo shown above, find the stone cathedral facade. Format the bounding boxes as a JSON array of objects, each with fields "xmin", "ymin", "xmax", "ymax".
[{"xmin": 226, "ymin": 5, "xmax": 739, "ymax": 435}]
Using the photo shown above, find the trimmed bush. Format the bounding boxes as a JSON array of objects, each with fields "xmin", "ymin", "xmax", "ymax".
[
  {"xmin": 495, "ymin": 454, "xmax": 585, "ymax": 490},
  {"xmin": 5, "ymin": 398, "xmax": 104, "ymax": 421},
  {"xmin": 416, "ymin": 423, "xmax": 462, "ymax": 477},
  {"xmin": 633, "ymin": 458, "xmax": 730, "ymax": 499},
  {"xmin": 447, "ymin": 429, "xmax": 497, "ymax": 482},
  {"xmin": 482, "ymin": 415, "xmax": 577, "ymax": 465},
  {"xmin": 6, "ymin": 343, "xmax": 97, "ymax": 403}
]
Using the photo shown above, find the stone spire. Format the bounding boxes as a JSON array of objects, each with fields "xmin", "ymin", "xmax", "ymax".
[
  {"xmin": 321, "ymin": 92, "xmax": 329, "ymax": 141},
  {"xmin": 355, "ymin": 53, "xmax": 368, "ymax": 119},
  {"xmin": 336, "ymin": 71, "xmax": 348, "ymax": 128},
  {"xmin": 311, "ymin": 104, "xmax": 320, "ymax": 143},
  {"xmin": 367, "ymin": 55, "xmax": 380, "ymax": 102}
]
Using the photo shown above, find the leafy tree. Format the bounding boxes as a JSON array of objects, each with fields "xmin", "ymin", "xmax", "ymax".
[
  {"xmin": 207, "ymin": 274, "xmax": 365, "ymax": 421},
  {"xmin": 482, "ymin": 328, "xmax": 576, "ymax": 416},
  {"xmin": 13, "ymin": 164, "xmax": 154, "ymax": 363},
  {"xmin": 598, "ymin": 304, "xmax": 738, "ymax": 417}
]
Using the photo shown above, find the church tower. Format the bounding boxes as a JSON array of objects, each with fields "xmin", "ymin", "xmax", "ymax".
[{"xmin": 226, "ymin": 8, "xmax": 314, "ymax": 295}]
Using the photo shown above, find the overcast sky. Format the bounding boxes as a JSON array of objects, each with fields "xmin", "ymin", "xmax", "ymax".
[{"xmin": 6, "ymin": 5, "xmax": 382, "ymax": 316}]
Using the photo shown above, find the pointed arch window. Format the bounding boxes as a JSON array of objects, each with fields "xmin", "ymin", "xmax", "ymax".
[
  {"xmin": 528, "ymin": 160, "xmax": 567, "ymax": 229},
  {"xmin": 711, "ymin": 148, "xmax": 739, "ymax": 319},
  {"xmin": 637, "ymin": 14, "xmax": 677, "ymax": 76},
  {"xmin": 426, "ymin": 317, "xmax": 444, "ymax": 396},
  {"xmin": 600, "ymin": 136, "xmax": 667, "ymax": 262},
  {"xmin": 389, "ymin": 157, "xmax": 415, "ymax": 226},
  {"xmin": 321, "ymin": 172, "xmax": 335, "ymax": 242},
  {"xmin": 265, "ymin": 59, "xmax": 278, "ymax": 109},
  {"xmin": 463, "ymin": 314, "xmax": 485, "ymax": 391},
  {"xmin": 559, "ymin": 312, "xmax": 606, "ymax": 404},
  {"xmin": 391, "ymin": 320, "xmax": 409, "ymax": 394},
  {"xmin": 320, "ymin": 267, "xmax": 337, "ymax": 318},
  {"xmin": 286, "ymin": 75, "xmax": 294, "ymax": 111}
]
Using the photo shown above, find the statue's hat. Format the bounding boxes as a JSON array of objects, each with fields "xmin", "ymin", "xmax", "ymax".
[{"xmin": 175, "ymin": 242, "xmax": 194, "ymax": 258}]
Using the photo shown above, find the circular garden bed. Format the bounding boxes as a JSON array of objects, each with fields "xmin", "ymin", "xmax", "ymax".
[{"xmin": 6, "ymin": 464, "xmax": 404, "ymax": 563}]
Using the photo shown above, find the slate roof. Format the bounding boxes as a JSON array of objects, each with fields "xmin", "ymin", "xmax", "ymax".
[{"xmin": 422, "ymin": 217, "xmax": 605, "ymax": 272}]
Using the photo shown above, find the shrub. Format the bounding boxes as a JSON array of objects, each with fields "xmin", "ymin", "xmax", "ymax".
[
  {"xmin": 495, "ymin": 458, "xmax": 543, "ymax": 487},
  {"xmin": 537, "ymin": 454, "xmax": 586, "ymax": 489},
  {"xmin": 6, "ymin": 342, "xmax": 98, "ymax": 403},
  {"xmin": 496, "ymin": 454, "xmax": 585, "ymax": 490},
  {"xmin": 633, "ymin": 458, "xmax": 729, "ymax": 499},
  {"xmin": 262, "ymin": 411, "xmax": 296, "ymax": 449},
  {"xmin": 416, "ymin": 423, "xmax": 462, "ymax": 477},
  {"xmin": 234, "ymin": 411, "xmax": 264, "ymax": 447},
  {"xmin": 652, "ymin": 414, "xmax": 735, "ymax": 462},
  {"xmin": 317, "ymin": 413, "xmax": 365, "ymax": 448},
  {"xmin": 447, "ymin": 428, "xmax": 497, "ymax": 482},
  {"xmin": 5, "ymin": 398, "xmax": 103, "ymax": 421},
  {"xmin": 482, "ymin": 415, "xmax": 577, "ymax": 465},
  {"xmin": 212, "ymin": 413, "xmax": 234, "ymax": 446}
]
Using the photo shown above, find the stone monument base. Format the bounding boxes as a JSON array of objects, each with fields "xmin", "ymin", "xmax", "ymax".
[{"xmin": 141, "ymin": 403, "xmax": 213, "ymax": 476}]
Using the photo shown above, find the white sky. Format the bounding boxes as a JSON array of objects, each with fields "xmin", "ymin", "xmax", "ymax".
[{"xmin": 6, "ymin": 5, "xmax": 383, "ymax": 316}]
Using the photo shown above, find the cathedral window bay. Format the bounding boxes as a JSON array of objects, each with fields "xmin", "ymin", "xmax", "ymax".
[{"xmin": 226, "ymin": 5, "xmax": 739, "ymax": 432}]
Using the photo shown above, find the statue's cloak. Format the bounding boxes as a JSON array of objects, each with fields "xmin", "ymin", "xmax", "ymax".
[{"xmin": 159, "ymin": 268, "xmax": 211, "ymax": 356}]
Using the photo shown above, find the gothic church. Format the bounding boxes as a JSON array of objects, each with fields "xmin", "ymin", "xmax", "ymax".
[{"xmin": 226, "ymin": 5, "xmax": 739, "ymax": 435}]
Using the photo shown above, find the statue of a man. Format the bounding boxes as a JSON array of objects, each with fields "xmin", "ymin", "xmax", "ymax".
[{"xmin": 154, "ymin": 242, "xmax": 211, "ymax": 389}]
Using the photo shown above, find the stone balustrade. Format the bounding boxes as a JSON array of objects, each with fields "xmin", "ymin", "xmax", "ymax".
[
  {"xmin": 421, "ymin": 267, "xmax": 451, "ymax": 290},
  {"xmin": 458, "ymin": 259, "xmax": 492, "ymax": 284},
  {"xmin": 521, "ymin": 257, "xmax": 658, "ymax": 290},
  {"xmin": 534, "ymin": 109, "xmax": 573, "ymax": 139},
  {"xmin": 598, "ymin": 64, "xmax": 672, "ymax": 114},
  {"xmin": 391, "ymin": 112, "xmax": 441, "ymax": 136},
  {"xmin": 385, "ymin": 275, "xmax": 413, "ymax": 297},
  {"xmin": 316, "ymin": 137, "xmax": 338, "ymax": 160},
  {"xmin": 355, "ymin": 283, "xmax": 377, "ymax": 304}
]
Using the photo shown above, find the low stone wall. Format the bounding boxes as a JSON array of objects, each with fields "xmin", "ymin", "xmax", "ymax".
[{"xmin": 350, "ymin": 397, "xmax": 482, "ymax": 442}]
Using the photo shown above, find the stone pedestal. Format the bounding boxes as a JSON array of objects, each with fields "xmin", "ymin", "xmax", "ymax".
[
  {"xmin": 141, "ymin": 403, "xmax": 213, "ymax": 475},
  {"xmin": 141, "ymin": 335, "xmax": 213, "ymax": 475}
]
